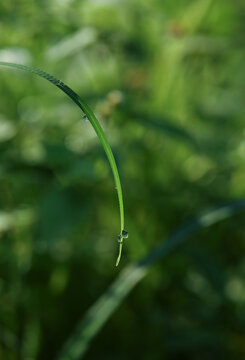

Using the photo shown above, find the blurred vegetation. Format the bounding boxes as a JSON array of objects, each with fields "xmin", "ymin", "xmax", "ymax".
[{"xmin": 0, "ymin": 0, "xmax": 245, "ymax": 359}]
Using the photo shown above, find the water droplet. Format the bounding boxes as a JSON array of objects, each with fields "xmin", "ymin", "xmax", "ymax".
[
  {"xmin": 83, "ymin": 114, "xmax": 88, "ymax": 121},
  {"xmin": 117, "ymin": 234, "xmax": 122, "ymax": 243},
  {"xmin": 122, "ymin": 229, "xmax": 128, "ymax": 239}
]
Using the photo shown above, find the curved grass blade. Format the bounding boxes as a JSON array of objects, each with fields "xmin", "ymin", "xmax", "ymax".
[
  {"xmin": 57, "ymin": 199, "xmax": 245, "ymax": 360},
  {"xmin": 0, "ymin": 61, "xmax": 126, "ymax": 265}
]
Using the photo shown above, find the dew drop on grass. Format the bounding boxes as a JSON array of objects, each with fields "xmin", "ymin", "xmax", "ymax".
[
  {"xmin": 83, "ymin": 114, "xmax": 89, "ymax": 122},
  {"xmin": 122, "ymin": 229, "xmax": 128, "ymax": 239},
  {"xmin": 117, "ymin": 230, "xmax": 128, "ymax": 243}
]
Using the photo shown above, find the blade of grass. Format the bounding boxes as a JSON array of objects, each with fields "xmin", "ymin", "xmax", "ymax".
[
  {"xmin": 57, "ymin": 199, "xmax": 245, "ymax": 360},
  {"xmin": 0, "ymin": 61, "xmax": 126, "ymax": 265}
]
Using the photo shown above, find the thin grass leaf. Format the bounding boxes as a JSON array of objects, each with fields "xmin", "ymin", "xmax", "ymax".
[
  {"xmin": 57, "ymin": 199, "xmax": 245, "ymax": 360},
  {"xmin": 0, "ymin": 61, "xmax": 127, "ymax": 265}
]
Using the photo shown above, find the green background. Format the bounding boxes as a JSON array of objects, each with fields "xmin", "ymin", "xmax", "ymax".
[{"xmin": 0, "ymin": 0, "xmax": 245, "ymax": 359}]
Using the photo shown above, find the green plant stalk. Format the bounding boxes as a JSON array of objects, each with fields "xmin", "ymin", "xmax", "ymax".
[{"xmin": 0, "ymin": 61, "xmax": 126, "ymax": 265}]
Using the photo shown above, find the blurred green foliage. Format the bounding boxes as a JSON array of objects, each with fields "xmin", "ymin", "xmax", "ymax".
[{"xmin": 0, "ymin": 0, "xmax": 245, "ymax": 359}]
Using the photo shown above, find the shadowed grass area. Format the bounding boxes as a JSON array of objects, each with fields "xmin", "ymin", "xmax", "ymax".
[{"xmin": 57, "ymin": 200, "xmax": 245, "ymax": 359}]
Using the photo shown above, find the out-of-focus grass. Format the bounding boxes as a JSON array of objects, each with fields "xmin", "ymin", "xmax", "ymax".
[
  {"xmin": 0, "ymin": 0, "xmax": 245, "ymax": 359},
  {"xmin": 57, "ymin": 200, "xmax": 245, "ymax": 360}
]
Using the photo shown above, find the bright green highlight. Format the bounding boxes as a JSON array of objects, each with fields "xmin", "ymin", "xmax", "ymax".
[{"xmin": 0, "ymin": 61, "xmax": 127, "ymax": 266}]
